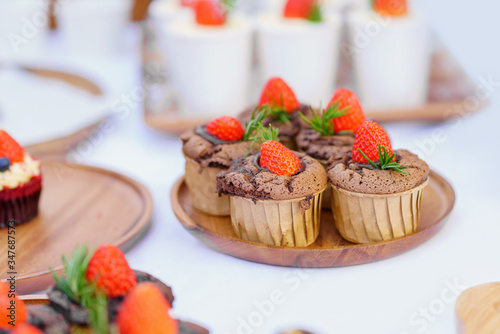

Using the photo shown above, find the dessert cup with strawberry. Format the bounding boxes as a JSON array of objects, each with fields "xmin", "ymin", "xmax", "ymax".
[
  {"xmin": 165, "ymin": 0, "xmax": 252, "ymax": 117},
  {"xmin": 0, "ymin": 244, "xmax": 204, "ymax": 333},
  {"xmin": 0, "ymin": 130, "xmax": 42, "ymax": 229},
  {"xmin": 347, "ymin": 0, "xmax": 431, "ymax": 110},
  {"xmin": 327, "ymin": 121, "xmax": 429, "ymax": 244},
  {"xmin": 239, "ymin": 77, "xmax": 309, "ymax": 150},
  {"xmin": 217, "ymin": 125, "xmax": 327, "ymax": 247},
  {"xmin": 256, "ymin": 0, "xmax": 342, "ymax": 106},
  {"xmin": 296, "ymin": 88, "xmax": 366, "ymax": 209},
  {"xmin": 181, "ymin": 112, "xmax": 266, "ymax": 216}
]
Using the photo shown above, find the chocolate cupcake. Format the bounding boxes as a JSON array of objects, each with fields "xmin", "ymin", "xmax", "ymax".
[
  {"xmin": 180, "ymin": 113, "xmax": 264, "ymax": 216},
  {"xmin": 238, "ymin": 77, "xmax": 308, "ymax": 150},
  {"xmin": 0, "ymin": 131, "xmax": 42, "ymax": 228},
  {"xmin": 327, "ymin": 121, "xmax": 429, "ymax": 244},
  {"xmin": 296, "ymin": 88, "xmax": 366, "ymax": 209},
  {"xmin": 217, "ymin": 126, "xmax": 327, "ymax": 247}
]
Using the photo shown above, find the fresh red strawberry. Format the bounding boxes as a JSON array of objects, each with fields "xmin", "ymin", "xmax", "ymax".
[
  {"xmin": 206, "ymin": 116, "xmax": 244, "ymax": 141},
  {"xmin": 260, "ymin": 140, "xmax": 301, "ymax": 176},
  {"xmin": 0, "ymin": 281, "xmax": 27, "ymax": 329},
  {"xmin": 259, "ymin": 77, "xmax": 300, "ymax": 113},
  {"xmin": 10, "ymin": 324, "xmax": 43, "ymax": 334},
  {"xmin": 352, "ymin": 121, "xmax": 394, "ymax": 164},
  {"xmin": 85, "ymin": 245, "xmax": 137, "ymax": 298},
  {"xmin": 283, "ymin": 0, "xmax": 315, "ymax": 19},
  {"xmin": 327, "ymin": 88, "xmax": 366, "ymax": 133},
  {"xmin": 373, "ymin": 0, "xmax": 408, "ymax": 16},
  {"xmin": 180, "ymin": 0, "xmax": 196, "ymax": 7},
  {"xmin": 195, "ymin": 0, "xmax": 226, "ymax": 26},
  {"xmin": 117, "ymin": 282, "xmax": 179, "ymax": 334},
  {"xmin": 0, "ymin": 130, "xmax": 25, "ymax": 163}
]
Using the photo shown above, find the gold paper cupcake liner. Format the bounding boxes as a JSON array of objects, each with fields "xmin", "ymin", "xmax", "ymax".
[
  {"xmin": 184, "ymin": 157, "xmax": 230, "ymax": 216},
  {"xmin": 229, "ymin": 189, "xmax": 325, "ymax": 247},
  {"xmin": 319, "ymin": 159, "xmax": 332, "ymax": 210},
  {"xmin": 330, "ymin": 179, "xmax": 429, "ymax": 244}
]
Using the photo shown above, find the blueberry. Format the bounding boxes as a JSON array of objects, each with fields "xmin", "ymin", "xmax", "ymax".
[{"xmin": 0, "ymin": 158, "xmax": 10, "ymax": 172}]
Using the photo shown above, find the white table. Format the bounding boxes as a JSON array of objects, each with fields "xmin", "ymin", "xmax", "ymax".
[{"xmin": 19, "ymin": 0, "xmax": 500, "ymax": 333}]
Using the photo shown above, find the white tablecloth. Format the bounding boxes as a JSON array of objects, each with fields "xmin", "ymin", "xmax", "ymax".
[{"xmin": 15, "ymin": 0, "xmax": 500, "ymax": 333}]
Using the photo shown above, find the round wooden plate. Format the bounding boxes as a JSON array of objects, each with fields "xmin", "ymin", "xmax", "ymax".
[
  {"xmin": 0, "ymin": 158, "xmax": 153, "ymax": 294},
  {"xmin": 171, "ymin": 170, "xmax": 455, "ymax": 267}
]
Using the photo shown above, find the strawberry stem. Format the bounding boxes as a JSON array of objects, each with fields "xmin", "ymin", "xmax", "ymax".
[
  {"xmin": 299, "ymin": 103, "xmax": 350, "ymax": 136},
  {"xmin": 308, "ymin": 1, "xmax": 323, "ymax": 22},
  {"xmin": 51, "ymin": 245, "xmax": 110, "ymax": 334},
  {"xmin": 357, "ymin": 143, "xmax": 408, "ymax": 174},
  {"xmin": 242, "ymin": 105, "xmax": 271, "ymax": 142}
]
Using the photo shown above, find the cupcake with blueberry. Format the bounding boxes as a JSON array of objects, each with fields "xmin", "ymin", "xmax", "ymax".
[
  {"xmin": 238, "ymin": 77, "xmax": 310, "ymax": 150},
  {"xmin": 0, "ymin": 130, "xmax": 41, "ymax": 228},
  {"xmin": 217, "ymin": 125, "xmax": 327, "ymax": 247},
  {"xmin": 327, "ymin": 121, "xmax": 429, "ymax": 244},
  {"xmin": 180, "ymin": 109, "xmax": 267, "ymax": 216},
  {"xmin": 296, "ymin": 88, "xmax": 366, "ymax": 209}
]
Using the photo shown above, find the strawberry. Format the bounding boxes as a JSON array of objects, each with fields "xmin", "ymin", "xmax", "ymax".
[
  {"xmin": 195, "ymin": 0, "xmax": 226, "ymax": 26},
  {"xmin": 0, "ymin": 130, "xmax": 25, "ymax": 163},
  {"xmin": 10, "ymin": 324, "xmax": 43, "ymax": 334},
  {"xmin": 0, "ymin": 281, "xmax": 27, "ymax": 329},
  {"xmin": 85, "ymin": 244, "xmax": 137, "ymax": 298},
  {"xmin": 352, "ymin": 121, "xmax": 407, "ymax": 174},
  {"xmin": 259, "ymin": 77, "xmax": 300, "ymax": 113},
  {"xmin": 206, "ymin": 116, "xmax": 244, "ymax": 141},
  {"xmin": 373, "ymin": 0, "xmax": 408, "ymax": 16},
  {"xmin": 327, "ymin": 88, "xmax": 366, "ymax": 134},
  {"xmin": 283, "ymin": 0, "xmax": 321, "ymax": 21},
  {"xmin": 117, "ymin": 282, "xmax": 179, "ymax": 334},
  {"xmin": 260, "ymin": 140, "xmax": 301, "ymax": 176}
]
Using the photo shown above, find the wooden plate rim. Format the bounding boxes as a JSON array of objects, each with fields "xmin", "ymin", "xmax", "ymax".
[
  {"xmin": 13, "ymin": 158, "xmax": 153, "ymax": 282},
  {"xmin": 171, "ymin": 169, "xmax": 455, "ymax": 252}
]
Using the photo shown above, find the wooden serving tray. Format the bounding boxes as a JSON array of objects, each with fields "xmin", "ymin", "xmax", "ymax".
[
  {"xmin": 143, "ymin": 28, "xmax": 487, "ymax": 136},
  {"xmin": 21, "ymin": 67, "xmax": 106, "ymax": 158},
  {"xmin": 0, "ymin": 158, "xmax": 153, "ymax": 294},
  {"xmin": 456, "ymin": 282, "xmax": 500, "ymax": 334},
  {"xmin": 171, "ymin": 170, "xmax": 455, "ymax": 267}
]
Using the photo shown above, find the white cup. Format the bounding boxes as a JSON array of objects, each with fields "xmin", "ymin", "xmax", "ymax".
[
  {"xmin": 149, "ymin": 0, "xmax": 193, "ymax": 44},
  {"xmin": 165, "ymin": 16, "xmax": 252, "ymax": 117},
  {"xmin": 57, "ymin": 0, "xmax": 131, "ymax": 57},
  {"xmin": 347, "ymin": 10, "xmax": 431, "ymax": 110},
  {"xmin": 0, "ymin": 0, "xmax": 49, "ymax": 62},
  {"xmin": 256, "ymin": 13, "xmax": 343, "ymax": 107}
]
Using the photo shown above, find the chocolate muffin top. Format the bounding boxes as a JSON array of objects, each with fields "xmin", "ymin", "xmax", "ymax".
[
  {"xmin": 217, "ymin": 152, "xmax": 327, "ymax": 201},
  {"xmin": 181, "ymin": 127, "xmax": 257, "ymax": 169},
  {"xmin": 296, "ymin": 128, "xmax": 355, "ymax": 161},
  {"xmin": 238, "ymin": 104, "xmax": 310, "ymax": 138},
  {"xmin": 327, "ymin": 149, "xmax": 430, "ymax": 194}
]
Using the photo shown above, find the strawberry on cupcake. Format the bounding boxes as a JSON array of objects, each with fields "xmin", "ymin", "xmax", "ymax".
[
  {"xmin": 238, "ymin": 77, "xmax": 310, "ymax": 150},
  {"xmin": 327, "ymin": 121, "xmax": 430, "ymax": 244},
  {"xmin": 180, "ymin": 109, "xmax": 268, "ymax": 216},
  {"xmin": 0, "ymin": 130, "xmax": 41, "ymax": 228},
  {"xmin": 216, "ymin": 124, "xmax": 327, "ymax": 247},
  {"xmin": 296, "ymin": 89, "xmax": 366, "ymax": 209}
]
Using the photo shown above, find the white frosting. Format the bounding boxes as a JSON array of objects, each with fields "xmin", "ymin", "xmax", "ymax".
[{"xmin": 0, "ymin": 154, "xmax": 40, "ymax": 191}]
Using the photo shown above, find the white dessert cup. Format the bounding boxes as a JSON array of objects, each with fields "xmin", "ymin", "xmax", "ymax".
[
  {"xmin": 148, "ymin": 0, "xmax": 193, "ymax": 45},
  {"xmin": 256, "ymin": 12, "xmax": 343, "ymax": 107},
  {"xmin": 346, "ymin": 10, "xmax": 431, "ymax": 110},
  {"xmin": 165, "ymin": 16, "xmax": 252, "ymax": 117},
  {"xmin": 0, "ymin": 0, "xmax": 49, "ymax": 62},
  {"xmin": 57, "ymin": 0, "xmax": 131, "ymax": 57}
]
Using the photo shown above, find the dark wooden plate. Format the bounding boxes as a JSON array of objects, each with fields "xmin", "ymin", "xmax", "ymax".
[
  {"xmin": 171, "ymin": 170, "xmax": 455, "ymax": 267},
  {"xmin": 0, "ymin": 158, "xmax": 153, "ymax": 294}
]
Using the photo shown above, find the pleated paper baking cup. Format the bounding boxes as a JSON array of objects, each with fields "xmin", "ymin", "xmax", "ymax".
[
  {"xmin": 184, "ymin": 157, "xmax": 230, "ymax": 216},
  {"xmin": 229, "ymin": 189, "xmax": 325, "ymax": 247},
  {"xmin": 319, "ymin": 159, "xmax": 332, "ymax": 210},
  {"xmin": 330, "ymin": 179, "xmax": 429, "ymax": 244}
]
